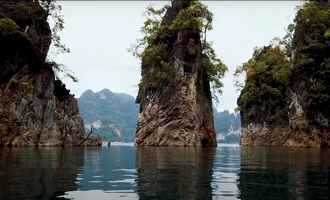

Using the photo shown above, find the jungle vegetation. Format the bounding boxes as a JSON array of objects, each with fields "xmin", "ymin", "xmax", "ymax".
[
  {"xmin": 131, "ymin": 0, "xmax": 227, "ymax": 97},
  {"xmin": 235, "ymin": 1, "xmax": 330, "ymax": 126}
]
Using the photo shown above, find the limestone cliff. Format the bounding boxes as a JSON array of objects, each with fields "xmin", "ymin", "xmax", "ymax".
[
  {"xmin": 0, "ymin": 0, "xmax": 100, "ymax": 146},
  {"xmin": 239, "ymin": 1, "xmax": 330, "ymax": 148},
  {"xmin": 287, "ymin": 1, "xmax": 330, "ymax": 147},
  {"xmin": 135, "ymin": 0, "xmax": 217, "ymax": 146}
]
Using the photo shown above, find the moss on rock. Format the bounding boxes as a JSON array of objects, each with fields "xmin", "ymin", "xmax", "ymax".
[
  {"xmin": 237, "ymin": 46, "xmax": 291, "ymax": 127},
  {"xmin": 0, "ymin": 18, "xmax": 19, "ymax": 32}
]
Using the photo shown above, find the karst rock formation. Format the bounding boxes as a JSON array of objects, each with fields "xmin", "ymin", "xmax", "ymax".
[
  {"xmin": 239, "ymin": 1, "xmax": 330, "ymax": 148},
  {"xmin": 0, "ymin": 0, "xmax": 100, "ymax": 146},
  {"xmin": 136, "ymin": 0, "xmax": 217, "ymax": 146}
]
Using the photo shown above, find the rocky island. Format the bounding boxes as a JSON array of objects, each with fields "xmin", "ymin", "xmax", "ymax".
[
  {"xmin": 0, "ymin": 0, "xmax": 100, "ymax": 146},
  {"xmin": 238, "ymin": 1, "xmax": 330, "ymax": 148},
  {"xmin": 135, "ymin": 0, "xmax": 227, "ymax": 146}
]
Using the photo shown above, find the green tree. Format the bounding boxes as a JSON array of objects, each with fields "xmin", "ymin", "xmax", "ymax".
[
  {"xmin": 131, "ymin": 0, "xmax": 227, "ymax": 97},
  {"xmin": 234, "ymin": 23, "xmax": 294, "ymax": 92},
  {"xmin": 236, "ymin": 46, "xmax": 291, "ymax": 126},
  {"xmin": 39, "ymin": 0, "xmax": 76, "ymax": 82},
  {"xmin": 290, "ymin": 1, "xmax": 330, "ymax": 125},
  {"xmin": 39, "ymin": 0, "xmax": 70, "ymax": 57}
]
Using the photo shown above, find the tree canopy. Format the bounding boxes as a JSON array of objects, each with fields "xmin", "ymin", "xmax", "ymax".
[
  {"xmin": 131, "ymin": 0, "xmax": 227, "ymax": 97},
  {"xmin": 39, "ymin": 0, "xmax": 70, "ymax": 57},
  {"xmin": 39, "ymin": 0, "xmax": 77, "ymax": 82},
  {"xmin": 290, "ymin": 1, "xmax": 330, "ymax": 124},
  {"xmin": 236, "ymin": 0, "xmax": 330, "ymax": 126}
]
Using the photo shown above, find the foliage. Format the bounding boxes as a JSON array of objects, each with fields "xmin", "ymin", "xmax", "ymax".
[
  {"xmin": 234, "ymin": 1, "xmax": 330, "ymax": 127},
  {"xmin": 49, "ymin": 62, "xmax": 78, "ymax": 82},
  {"xmin": 39, "ymin": 0, "xmax": 70, "ymax": 57},
  {"xmin": 131, "ymin": 0, "xmax": 227, "ymax": 96},
  {"xmin": 79, "ymin": 90, "xmax": 242, "ymax": 142},
  {"xmin": 0, "ymin": 18, "xmax": 19, "ymax": 32},
  {"xmin": 291, "ymin": 1, "xmax": 330, "ymax": 124},
  {"xmin": 170, "ymin": 1, "xmax": 213, "ymax": 35},
  {"xmin": 54, "ymin": 79, "xmax": 70, "ymax": 100},
  {"xmin": 39, "ymin": 0, "xmax": 77, "ymax": 83},
  {"xmin": 130, "ymin": 5, "xmax": 168, "ymax": 59},
  {"xmin": 293, "ymin": 1, "xmax": 330, "ymax": 55},
  {"xmin": 236, "ymin": 46, "xmax": 291, "ymax": 125},
  {"xmin": 202, "ymin": 42, "xmax": 227, "ymax": 95},
  {"xmin": 325, "ymin": 29, "xmax": 330, "ymax": 39},
  {"xmin": 271, "ymin": 23, "xmax": 295, "ymax": 57},
  {"xmin": 234, "ymin": 23, "xmax": 294, "ymax": 92}
]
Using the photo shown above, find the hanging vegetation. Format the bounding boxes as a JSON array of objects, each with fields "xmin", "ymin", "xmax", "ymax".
[{"xmin": 131, "ymin": 0, "xmax": 227, "ymax": 96}]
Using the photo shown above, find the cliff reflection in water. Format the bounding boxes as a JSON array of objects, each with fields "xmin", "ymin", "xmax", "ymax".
[
  {"xmin": 0, "ymin": 148, "xmax": 84, "ymax": 200},
  {"xmin": 0, "ymin": 146, "xmax": 329, "ymax": 200},
  {"xmin": 239, "ymin": 147, "xmax": 329, "ymax": 200},
  {"xmin": 136, "ymin": 147, "xmax": 216, "ymax": 200}
]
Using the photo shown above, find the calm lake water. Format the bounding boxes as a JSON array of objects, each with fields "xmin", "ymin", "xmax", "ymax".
[{"xmin": 0, "ymin": 144, "xmax": 328, "ymax": 200}]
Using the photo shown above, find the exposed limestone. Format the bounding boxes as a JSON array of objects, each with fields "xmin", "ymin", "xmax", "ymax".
[
  {"xmin": 241, "ymin": 125, "xmax": 329, "ymax": 148},
  {"xmin": 0, "ymin": 0, "xmax": 100, "ymax": 146},
  {"xmin": 240, "ymin": 1, "xmax": 330, "ymax": 148},
  {"xmin": 135, "ymin": 1, "xmax": 216, "ymax": 147}
]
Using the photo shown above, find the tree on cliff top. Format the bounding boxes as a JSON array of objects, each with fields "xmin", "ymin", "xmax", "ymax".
[
  {"xmin": 236, "ymin": 46, "xmax": 291, "ymax": 125},
  {"xmin": 39, "ymin": 0, "xmax": 70, "ymax": 57},
  {"xmin": 131, "ymin": 0, "xmax": 227, "ymax": 97},
  {"xmin": 290, "ymin": 1, "xmax": 330, "ymax": 125},
  {"xmin": 235, "ymin": 0, "xmax": 330, "ymax": 126},
  {"xmin": 39, "ymin": 0, "xmax": 77, "ymax": 82}
]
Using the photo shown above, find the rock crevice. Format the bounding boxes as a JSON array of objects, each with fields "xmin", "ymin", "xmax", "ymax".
[
  {"xmin": 239, "ymin": 1, "xmax": 330, "ymax": 148},
  {"xmin": 136, "ymin": 1, "xmax": 216, "ymax": 147}
]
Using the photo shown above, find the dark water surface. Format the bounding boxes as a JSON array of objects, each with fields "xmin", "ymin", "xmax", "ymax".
[{"xmin": 0, "ymin": 145, "xmax": 328, "ymax": 200}]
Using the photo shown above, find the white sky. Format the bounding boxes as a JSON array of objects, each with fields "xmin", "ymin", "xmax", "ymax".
[{"xmin": 55, "ymin": 1, "xmax": 303, "ymax": 112}]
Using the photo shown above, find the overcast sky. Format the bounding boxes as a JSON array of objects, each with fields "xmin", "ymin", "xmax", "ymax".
[{"xmin": 55, "ymin": 1, "xmax": 302, "ymax": 112}]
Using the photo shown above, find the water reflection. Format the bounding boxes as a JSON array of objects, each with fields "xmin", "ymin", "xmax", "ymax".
[
  {"xmin": 238, "ymin": 147, "xmax": 329, "ymax": 200},
  {"xmin": 76, "ymin": 147, "xmax": 136, "ymax": 191},
  {"xmin": 62, "ymin": 147, "xmax": 138, "ymax": 200},
  {"xmin": 0, "ymin": 148, "xmax": 84, "ymax": 200},
  {"xmin": 0, "ymin": 146, "xmax": 329, "ymax": 200},
  {"xmin": 136, "ymin": 147, "xmax": 216, "ymax": 200},
  {"xmin": 212, "ymin": 146, "xmax": 241, "ymax": 200}
]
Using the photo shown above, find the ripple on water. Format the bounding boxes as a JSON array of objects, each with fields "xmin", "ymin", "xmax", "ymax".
[
  {"xmin": 108, "ymin": 179, "xmax": 136, "ymax": 184},
  {"xmin": 0, "ymin": 146, "xmax": 328, "ymax": 200},
  {"xmin": 60, "ymin": 190, "xmax": 138, "ymax": 200}
]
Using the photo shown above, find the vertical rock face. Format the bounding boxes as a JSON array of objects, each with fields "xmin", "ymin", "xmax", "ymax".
[
  {"xmin": 239, "ymin": 1, "xmax": 330, "ymax": 148},
  {"xmin": 0, "ymin": 0, "xmax": 98, "ymax": 146},
  {"xmin": 238, "ymin": 47, "xmax": 292, "ymax": 146},
  {"xmin": 135, "ymin": 1, "xmax": 216, "ymax": 146},
  {"xmin": 287, "ymin": 1, "xmax": 330, "ymax": 148}
]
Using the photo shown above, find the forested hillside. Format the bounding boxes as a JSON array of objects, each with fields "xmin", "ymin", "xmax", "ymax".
[{"xmin": 79, "ymin": 89, "xmax": 240, "ymax": 142}]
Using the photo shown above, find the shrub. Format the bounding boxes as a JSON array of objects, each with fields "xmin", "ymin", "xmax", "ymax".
[
  {"xmin": 237, "ymin": 46, "xmax": 291, "ymax": 126},
  {"xmin": 131, "ymin": 0, "xmax": 227, "ymax": 97},
  {"xmin": 0, "ymin": 18, "xmax": 19, "ymax": 32}
]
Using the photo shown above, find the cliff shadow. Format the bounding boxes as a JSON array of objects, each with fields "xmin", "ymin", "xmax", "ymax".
[
  {"xmin": 136, "ymin": 147, "xmax": 216, "ymax": 200},
  {"xmin": 0, "ymin": 148, "xmax": 84, "ymax": 200},
  {"xmin": 238, "ymin": 147, "xmax": 330, "ymax": 200}
]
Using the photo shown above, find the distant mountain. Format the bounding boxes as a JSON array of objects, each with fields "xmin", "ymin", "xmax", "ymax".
[
  {"xmin": 214, "ymin": 110, "xmax": 241, "ymax": 144},
  {"xmin": 78, "ymin": 89, "xmax": 240, "ymax": 143},
  {"xmin": 78, "ymin": 89, "xmax": 138, "ymax": 142}
]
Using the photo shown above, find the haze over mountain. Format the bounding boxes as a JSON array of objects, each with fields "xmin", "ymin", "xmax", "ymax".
[
  {"xmin": 78, "ymin": 89, "xmax": 138, "ymax": 142},
  {"xmin": 78, "ymin": 89, "xmax": 240, "ymax": 143}
]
